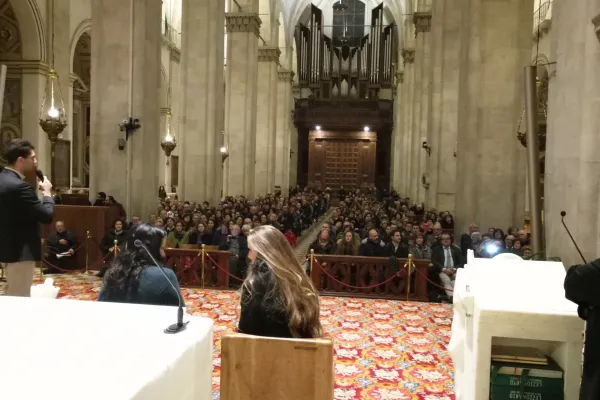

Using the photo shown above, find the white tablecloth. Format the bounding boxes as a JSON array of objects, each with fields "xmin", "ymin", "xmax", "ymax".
[{"xmin": 0, "ymin": 297, "xmax": 214, "ymax": 400}]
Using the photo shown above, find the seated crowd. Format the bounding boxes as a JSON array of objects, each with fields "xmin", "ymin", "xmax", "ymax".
[
  {"xmin": 308, "ymin": 188, "xmax": 533, "ymax": 301},
  {"xmin": 43, "ymin": 186, "xmax": 329, "ymax": 279}
]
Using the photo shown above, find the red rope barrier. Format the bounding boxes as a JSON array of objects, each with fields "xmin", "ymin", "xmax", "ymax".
[
  {"xmin": 205, "ymin": 252, "xmax": 244, "ymax": 282},
  {"xmin": 312, "ymin": 256, "xmax": 405, "ymax": 290},
  {"xmin": 41, "ymin": 252, "xmax": 113, "ymax": 274},
  {"xmin": 413, "ymin": 267, "xmax": 453, "ymax": 293},
  {"xmin": 45, "ymin": 240, "xmax": 87, "ymax": 255}
]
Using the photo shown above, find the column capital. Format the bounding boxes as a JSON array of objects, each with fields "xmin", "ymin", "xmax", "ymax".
[
  {"xmin": 258, "ymin": 46, "xmax": 281, "ymax": 63},
  {"xmin": 278, "ymin": 69, "xmax": 295, "ymax": 82},
  {"xmin": 292, "ymin": 84, "xmax": 301, "ymax": 98},
  {"xmin": 2, "ymin": 60, "xmax": 49, "ymax": 75},
  {"xmin": 592, "ymin": 14, "xmax": 600, "ymax": 42},
  {"xmin": 226, "ymin": 12, "xmax": 261, "ymax": 37},
  {"xmin": 413, "ymin": 12, "xmax": 432, "ymax": 35},
  {"xmin": 170, "ymin": 47, "xmax": 181, "ymax": 63},
  {"xmin": 402, "ymin": 49, "xmax": 415, "ymax": 65},
  {"xmin": 69, "ymin": 73, "xmax": 78, "ymax": 86},
  {"xmin": 395, "ymin": 71, "xmax": 404, "ymax": 84}
]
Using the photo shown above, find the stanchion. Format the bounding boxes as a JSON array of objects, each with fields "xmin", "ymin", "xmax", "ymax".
[
  {"xmin": 201, "ymin": 244, "xmax": 206, "ymax": 289},
  {"xmin": 406, "ymin": 254, "xmax": 413, "ymax": 301},
  {"xmin": 309, "ymin": 249, "xmax": 315, "ymax": 276},
  {"xmin": 84, "ymin": 231, "xmax": 91, "ymax": 275},
  {"xmin": 40, "ymin": 239, "xmax": 45, "ymax": 280}
]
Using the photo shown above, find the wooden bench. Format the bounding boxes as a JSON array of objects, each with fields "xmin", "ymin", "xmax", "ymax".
[{"xmin": 220, "ymin": 333, "xmax": 334, "ymax": 400}]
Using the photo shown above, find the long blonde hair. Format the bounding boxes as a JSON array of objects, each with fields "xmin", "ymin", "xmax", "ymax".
[{"xmin": 245, "ymin": 225, "xmax": 323, "ymax": 338}]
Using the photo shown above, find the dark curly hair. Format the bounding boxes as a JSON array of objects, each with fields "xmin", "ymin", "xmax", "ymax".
[{"xmin": 102, "ymin": 224, "xmax": 166, "ymax": 302}]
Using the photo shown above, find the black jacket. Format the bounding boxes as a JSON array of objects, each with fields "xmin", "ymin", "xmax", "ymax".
[
  {"xmin": 238, "ymin": 260, "xmax": 312, "ymax": 338},
  {"xmin": 359, "ymin": 240, "xmax": 385, "ymax": 257},
  {"xmin": 0, "ymin": 168, "xmax": 54, "ymax": 262},
  {"xmin": 564, "ymin": 259, "xmax": 600, "ymax": 399},
  {"xmin": 385, "ymin": 241, "xmax": 409, "ymax": 258},
  {"xmin": 431, "ymin": 245, "xmax": 464, "ymax": 273}
]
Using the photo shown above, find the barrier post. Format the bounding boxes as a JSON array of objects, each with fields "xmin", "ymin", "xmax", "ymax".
[
  {"xmin": 309, "ymin": 249, "xmax": 315, "ymax": 276},
  {"xmin": 201, "ymin": 244, "xmax": 206, "ymax": 289},
  {"xmin": 85, "ymin": 231, "xmax": 91, "ymax": 275},
  {"xmin": 406, "ymin": 254, "xmax": 413, "ymax": 301},
  {"xmin": 40, "ymin": 239, "xmax": 45, "ymax": 280},
  {"xmin": 113, "ymin": 240, "xmax": 118, "ymax": 257}
]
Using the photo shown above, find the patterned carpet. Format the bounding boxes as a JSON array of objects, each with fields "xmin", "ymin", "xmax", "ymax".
[{"xmin": 16, "ymin": 277, "xmax": 455, "ymax": 400}]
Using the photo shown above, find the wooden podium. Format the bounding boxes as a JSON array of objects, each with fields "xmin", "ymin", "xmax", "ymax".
[{"xmin": 40, "ymin": 205, "xmax": 119, "ymax": 270}]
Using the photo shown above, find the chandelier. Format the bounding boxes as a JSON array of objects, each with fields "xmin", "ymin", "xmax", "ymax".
[
  {"xmin": 39, "ymin": 71, "xmax": 67, "ymax": 143},
  {"xmin": 516, "ymin": 77, "xmax": 547, "ymax": 151},
  {"xmin": 161, "ymin": 111, "xmax": 177, "ymax": 163}
]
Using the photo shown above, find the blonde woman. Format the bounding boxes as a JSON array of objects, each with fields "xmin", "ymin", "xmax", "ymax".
[{"xmin": 239, "ymin": 225, "xmax": 323, "ymax": 338}]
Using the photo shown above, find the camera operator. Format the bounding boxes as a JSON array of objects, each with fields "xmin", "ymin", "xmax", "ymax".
[{"xmin": 564, "ymin": 259, "xmax": 600, "ymax": 399}]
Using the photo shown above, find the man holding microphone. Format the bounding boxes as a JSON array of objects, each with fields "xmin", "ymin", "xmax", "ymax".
[{"xmin": 0, "ymin": 139, "xmax": 54, "ymax": 296}]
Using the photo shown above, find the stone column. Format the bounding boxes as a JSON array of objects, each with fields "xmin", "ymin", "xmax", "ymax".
[
  {"xmin": 545, "ymin": 0, "xmax": 600, "ymax": 265},
  {"xmin": 179, "ymin": 0, "xmax": 225, "ymax": 205},
  {"xmin": 409, "ymin": 31, "xmax": 423, "ymax": 201},
  {"xmin": 223, "ymin": 12, "xmax": 261, "ymax": 198},
  {"xmin": 414, "ymin": 9, "xmax": 432, "ymax": 204},
  {"xmin": 255, "ymin": 47, "xmax": 280, "ymax": 195},
  {"xmin": 427, "ymin": 0, "xmax": 460, "ymax": 213},
  {"xmin": 400, "ymin": 48, "xmax": 415, "ymax": 196},
  {"xmin": 290, "ymin": 83, "xmax": 301, "ymax": 188},
  {"xmin": 390, "ymin": 69, "xmax": 403, "ymax": 192},
  {"xmin": 454, "ymin": 0, "xmax": 531, "ymax": 234},
  {"xmin": 275, "ymin": 69, "xmax": 294, "ymax": 194},
  {"xmin": 289, "ymin": 125, "xmax": 298, "ymax": 188},
  {"xmin": 90, "ymin": 0, "xmax": 162, "ymax": 218}
]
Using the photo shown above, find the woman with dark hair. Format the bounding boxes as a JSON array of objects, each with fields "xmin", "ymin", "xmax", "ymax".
[
  {"xmin": 188, "ymin": 223, "xmax": 213, "ymax": 246},
  {"xmin": 98, "ymin": 224, "xmax": 181, "ymax": 306},
  {"xmin": 158, "ymin": 185, "xmax": 167, "ymax": 200},
  {"xmin": 97, "ymin": 219, "xmax": 128, "ymax": 278},
  {"xmin": 441, "ymin": 214, "xmax": 454, "ymax": 230},
  {"xmin": 106, "ymin": 196, "xmax": 127, "ymax": 221}
]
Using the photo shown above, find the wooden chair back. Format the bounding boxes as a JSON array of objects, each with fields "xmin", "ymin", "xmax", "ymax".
[{"xmin": 220, "ymin": 333, "xmax": 334, "ymax": 400}]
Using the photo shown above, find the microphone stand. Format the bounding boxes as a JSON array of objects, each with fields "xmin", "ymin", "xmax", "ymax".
[
  {"xmin": 135, "ymin": 240, "xmax": 189, "ymax": 334},
  {"xmin": 560, "ymin": 211, "xmax": 587, "ymax": 264}
]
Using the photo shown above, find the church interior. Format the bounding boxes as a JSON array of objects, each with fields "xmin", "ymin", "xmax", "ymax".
[{"xmin": 0, "ymin": 0, "xmax": 597, "ymax": 399}]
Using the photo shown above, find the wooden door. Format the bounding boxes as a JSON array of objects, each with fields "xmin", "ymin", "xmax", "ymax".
[
  {"xmin": 324, "ymin": 140, "xmax": 359, "ymax": 189},
  {"xmin": 308, "ymin": 131, "xmax": 376, "ymax": 189}
]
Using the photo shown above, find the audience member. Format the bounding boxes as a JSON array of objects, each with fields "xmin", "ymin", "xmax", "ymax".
[
  {"xmin": 238, "ymin": 225, "xmax": 322, "ymax": 338},
  {"xmin": 98, "ymin": 224, "xmax": 181, "ymax": 306},
  {"xmin": 44, "ymin": 221, "xmax": 78, "ymax": 274}
]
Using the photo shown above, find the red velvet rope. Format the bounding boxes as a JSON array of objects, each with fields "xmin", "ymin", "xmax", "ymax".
[
  {"xmin": 41, "ymin": 251, "xmax": 113, "ymax": 273},
  {"xmin": 312, "ymin": 256, "xmax": 406, "ymax": 290},
  {"xmin": 204, "ymin": 252, "xmax": 244, "ymax": 282}
]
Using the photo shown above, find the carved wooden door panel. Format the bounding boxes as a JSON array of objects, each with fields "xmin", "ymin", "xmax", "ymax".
[{"xmin": 324, "ymin": 140, "xmax": 359, "ymax": 189}]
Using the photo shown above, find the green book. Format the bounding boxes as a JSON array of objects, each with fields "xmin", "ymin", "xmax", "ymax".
[{"xmin": 490, "ymin": 357, "xmax": 564, "ymax": 400}]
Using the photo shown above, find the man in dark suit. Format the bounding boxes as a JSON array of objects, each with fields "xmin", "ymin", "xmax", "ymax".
[
  {"xmin": 431, "ymin": 233, "xmax": 463, "ymax": 298},
  {"xmin": 0, "ymin": 139, "xmax": 54, "ymax": 296}
]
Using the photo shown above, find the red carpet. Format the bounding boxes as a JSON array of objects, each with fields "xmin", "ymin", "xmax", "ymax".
[{"xmin": 53, "ymin": 281, "xmax": 455, "ymax": 399}]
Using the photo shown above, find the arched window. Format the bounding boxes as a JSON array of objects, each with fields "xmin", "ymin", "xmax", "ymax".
[{"xmin": 332, "ymin": 0, "xmax": 365, "ymax": 47}]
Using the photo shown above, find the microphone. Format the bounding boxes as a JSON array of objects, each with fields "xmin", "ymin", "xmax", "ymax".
[
  {"xmin": 560, "ymin": 211, "xmax": 587, "ymax": 264},
  {"xmin": 133, "ymin": 239, "xmax": 189, "ymax": 334},
  {"xmin": 35, "ymin": 168, "xmax": 44, "ymax": 182}
]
